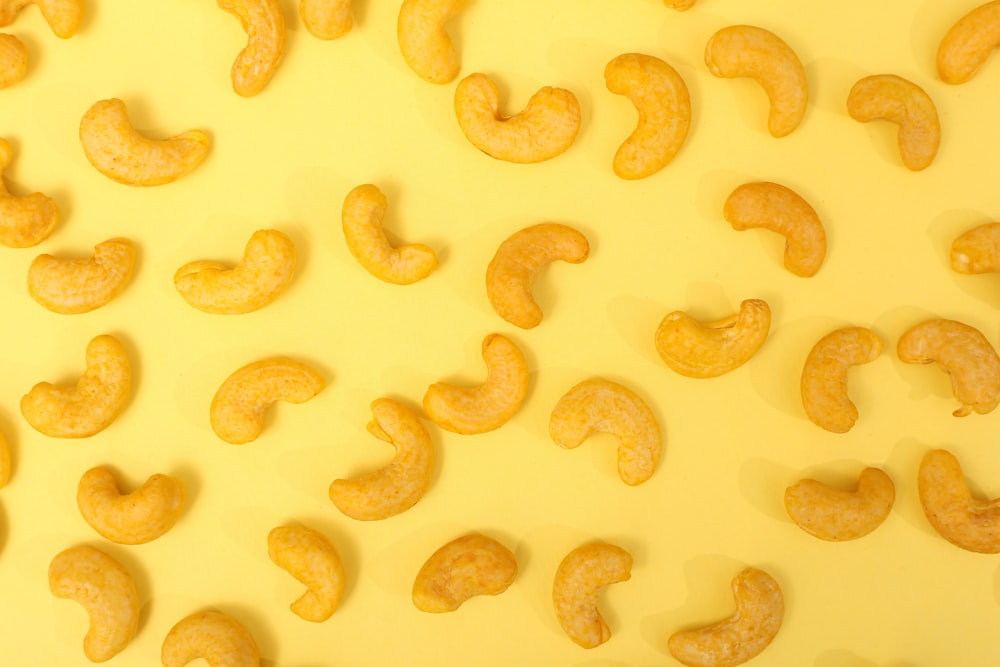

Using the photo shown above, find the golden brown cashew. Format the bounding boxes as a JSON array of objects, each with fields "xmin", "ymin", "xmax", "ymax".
[
  {"xmin": 218, "ymin": 0, "xmax": 286, "ymax": 97},
  {"xmin": 27, "ymin": 238, "xmax": 135, "ymax": 314},
  {"xmin": 0, "ymin": 0, "xmax": 84, "ymax": 38},
  {"xmin": 951, "ymin": 222, "xmax": 1000, "ymax": 273},
  {"xmin": 161, "ymin": 611, "xmax": 260, "ymax": 667},
  {"xmin": 0, "ymin": 34, "xmax": 26, "ymax": 88},
  {"xmin": 77, "ymin": 466, "xmax": 185, "ymax": 545},
  {"xmin": 846, "ymin": 74, "xmax": 940, "ymax": 171},
  {"xmin": 897, "ymin": 318, "xmax": 1000, "ymax": 417},
  {"xmin": 412, "ymin": 533, "xmax": 518, "ymax": 612},
  {"xmin": 800, "ymin": 326, "xmax": 883, "ymax": 433},
  {"xmin": 301, "ymin": 0, "xmax": 351, "ymax": 39},
  {"xmin": 938, "ymin": 1, "xmax": 1000, "ymax": 84},
  {"xmin": 397, "ymin": 0, "xmax": 466, "ymax": 84},
  {"xmin": 267, "ymin": 523, "xmax": 346, "ymax": 621},
  {"xmin": 918, "ymin": 448, "xmax": 1000, "ymax": 553},
  {"xmin": 784, "ymin": 467, "xmax": 895, "ymax": 541},
  {"xmin": 0, "ymin": 137, "xmax": 59, "ymax": 248},
  {"xmin": 552, "ymin": 542, "xmax": 632, "ymax": 649}
]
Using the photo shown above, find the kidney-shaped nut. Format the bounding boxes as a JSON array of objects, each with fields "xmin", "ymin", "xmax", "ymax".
[
  {"xmin": 267, "ymin": 523, "xmax": 346, "ymax": 622},
  {"xmin": 301, "ymin": 0, "xmax": 351, "ymax": 39},
  {"xmin": 918, "ymin": 448, "xmax": 1000, "ymax": 553},
  {"xmin": 0, "ymin": 137, "xmax": 59, "ymax": 248},
  {"xmin": 655, "ymin": 299, "xmax": 771, "ymax": 379},
  {"xmin": 219, "ymin": 0, "xmax": 286, "ymax": 97},
  {"xmin": 21, "ymin": 334, "xmax": 131, "ymax": 438},
  {"xmin": 951, "ymin": 222, "xmax": 1000, "ymax": 274},
  {"xmin": 0, "ymin": 0, "xmax": 84, "ymax": 38},
  {"xmin": 846, "ymin": 74, "xmax": 940, "ymax": 171},
  {"xmin": 27, "ymin": 238, "xmax": 135, "ymax": 315},
  {"xmin": 412, "ymin": 533, "xmax": 518, "ymax": 613},
  {"xmin": 938, "ymin": 1, "xmax": 1000, "ymax": 84},
  {"xmin": 0, "ymin": 33, "xmax": 26, "ymax": 89},
  {"xmin": 784, "ymin": 467, "xmax": 895, "ymax": 541},
  {"xmin": 800, "ymin": 326, "xmax": 882, "ymax": 433},
  {"xmin": 549, "ymin": 377, "xmax": 662, "ymax": 486},
  {"xmin": 397, "ymin": 0, "xmax": 466, "ymax": 84},
  {"xmin": 77, "ymin": 466, "xmax": 185, "ymax": 545},
  {"xmin": 897, "ymin": 318, "xmax": 1000, "ymax": 417},
  {"xmin": 161, "ymin": 611, "xmax": 260, "ymax": 667},
  {"xmin": 552, "ymin": 542, "xmax": 632, "ymax": 649},
  {"xmin": 48, "ymin": 545, "xmax": 139, "ymax": 663}
]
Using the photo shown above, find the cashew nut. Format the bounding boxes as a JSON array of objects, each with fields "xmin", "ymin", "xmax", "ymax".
[
  {"xmin": 918, "ymin": 448, "xmax": 1000, "ymax": 553},
  {"xmin": 454, "ymin": 73, "xmax": 581, "ymax": 163},
  {"xmin": 0, "ymin": 33, "xmax": 26, "ymax": 88},
  {"xmin": 20, "ymin": 334, "xmax": 131, "ymax": 438},
  {"xmin": 161, "ymin": 610, "xmax": 260, "ymax": 667},
  {"xmin": 937, "ymin": 0, "xmax": 1000, "ymax": 84},
  {"xmin": 0, "ymin": 0, "xmax": 84, "ymax": 38},
  {"xmin": 800, "ymin": 326, "xmax": 883, "ymax": 433},
  {"xmin": 27, "ymin": 238, "xmax": 135, "ymax": 315},
  {"xmin": 950, "ymin": 222, "xmax": 1000, "ymax": 273},
  {"xmin": 412, "ymin": 533, "xmax": 517, "ymax": 613},
  {"xmin": 301, "ymin": 0, "xmax": 351, "ymax": 39},
  {"xmin": 0, "ymin": 137, "xmax": 59, "ymax": 248},
  {"xmin": 77, "ymin": 466, "xmax": 185, "ymax": 545},
  {"xmin": 218, "ymin": 0, "xmax": 286, "ymax": 97},
  {"xmin": 604, "ymin": 52, "xmax": 691, "ymax": 180},
  {"xmin": 897, "ymin": 318, "xmax": 1000, "ymax": 417},
  {"xmin": 784, "ymin": 467, "xmax": 895, "ymax": 541},
  {"xmin": 654, "ymin": 299, "xmax": 771, "ymax": 378},
  {"xmin": 329, "ymin": 397, "xmax": 434, "ymax": 520},
  {"xmin": 397, "ymin": 0, "xmax": 465, "ymax": 84},
  {"xmin": 846, "ymin": 74, "xmax": 940, "ymax": 171},
  {"xmin": 48, "ymin": 545, "xmax": 139, "ymax": 663},
  {"xmin": 552, "ymin": 542, "xmax": 632, "ymax": 649},
  {"xmin": 267, "ymin": 523, "xmax": 346, "ymax": 622}
]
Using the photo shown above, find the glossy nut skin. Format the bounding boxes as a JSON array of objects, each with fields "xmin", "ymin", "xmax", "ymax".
[
  {"xmin": 800, "ymin": 326, "xmax": 882, "ymax": 433},
  {"xmin": 951, "ymin": 222, "xmax": 1000, "ymax": 274},
  {"xmin": 412, "ymin": 533, "xmax": 517, "ymax": 612},
  {"xmin": 937, "ymin": 0, "xmax": 1000, "ymax": 84},
  {"xmin": 0, "ymin": 137, "xmax": 59, "ymax": 248},
  {"xmin": 918, "ymin": 449, "xmax": 1000, "ymax": 554},
  {"xmin": 161, "ymin": 611, "xmax": 260, "ymax": 667},
  {"xmin": 397, "ymin": 0, "xmax": 466, "ymax": 84},
  {"xmin": 77, "ymin": 466, "xmax": 185, "ymax": 545},
  {"xmin": 27, "ymin": 238, "xmax": 135, "ymax": 315},
  {"xmin": 784, "ymin": 467, "xmax": 895, "ymax": 541},
  {"xmin": 219, "ymin": 0, "xmax": 286, "ymax": 97},
  {"xmin": 654, "ymin": 299, "xmax": 770, "ymax": 378},
  {"xmin": 846, "ymin": 74, "xmax": 940, "ymax": 171},
  {"xmin": 552, "ymin": 542, "xmax": 632, "ymax": 649},
  {"xmin": 267, "ymin": 523, "xmax": 346, "ymax": 621}
]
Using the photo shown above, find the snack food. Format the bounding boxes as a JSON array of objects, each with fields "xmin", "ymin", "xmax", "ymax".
[
  {"xmin": 27, "ymin": 238, "xmax": 135, "ymax": 314},
  {"xmin": 937, "ymin": 0, "xmax": 1000, "ymax": 84},
  {"xmin": 918, "ymin": 449, "xmax": 1000, "ymax": 553},
  {"xmin": 301, "ymin": 0, "xmax": 351, "ymax": 39},
  {"xmin": 397, "ymin": 0, "xmax": 465, "ymax": 84},
  {"xmin": 161, "ymin": 610, "xmax": 260, "ymax": 667},
  {"xmin": 77, "ymin": 466, "xmax": 185, "ymax": 545},
  {"xmin": 412, "ymin": 533, "xmax": 517, "ymax": 612},
  {"xmin": 784, "ymin": 467, "xmax": 895, "ymax": 541},
  {"xmin": 950, "ymin": 222, "xmax": 1000, "ymax": 273},
  {"xmin": 0, "ymin": 33, "xmax": 26, "ymax": 88},
  {"xmin": 800, "ymin": 326, "xmax": 883, "ymax": 433},
  {"xmin": 218, "ymin": 0, "xmax": 286, "ymax": 97},
  {"xmin": 846, "ymin": 74, "xmax": 940, "ymax": 171},
  {"xmin": 0, "ymin": 0, "xmax": 84, "ymax": 38},
  {"xmin": 0, "ymin": 137, "xmax": 59, "ymax": 248},
  {"xmin": 267, "ymin": 523, "xmax": 346, "ymax": 622},
  {"xmin": 552, "ymin": 542, "xmax": 632, "ymax": 649}
]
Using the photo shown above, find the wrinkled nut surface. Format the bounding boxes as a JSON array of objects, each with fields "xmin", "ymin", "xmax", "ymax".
[
  {"xmin": 301, "ymin": 0, "xmax": 351, "ymax": 39},
  {"xmin": 846, "ymin": 74, "xmax": 940, "ymax": 171},
  {"xmin": 161, "ymin": 611, "xmax": 260, "ymax": 667},
  {"xmin": 77, "ymin": 466, "xmax": 185, "ymax": 545},
  {"xmin": 267, "ymin": 523, "xmax": 346, "ymax": 622},
  {"xmin": 486, "ymin": 223, "xmax": 590, "ymax": 329},
  {"xmin": 329, "ymin": 398, "xmax": 434, "ymax": 520},
  {"xmin": 800, "ymin": 326, "xmax": 882, "ymax": 433},
  {"xmin": 938, "ymin": 0, "xmax": 1000, "ymax": 84},
  {"xmin": 897, "ymin": 318, "xmax": 1000, "ymax": 417},
  {"xmin": 552, "ymin": 542, "xmax": 632, "ymax": 649},
  {"xmin": 0, "ymin": 33, "xmax": 27, "ymax": 88},
  {"xmin": 604, "ymin": 53, "xmax": 691, "ymax": 180},
  {"xmin": 705, "ymin": 25, "xmax": 808, "ymax": 138},
  {"xmin": 784, "ymin": 467, "xmax": 895, "ymax": 541},
  {"xmin": 422, "ymin": 333, "xmax": 529, "ymax": 434},
  {"xmin": 397, "ymin": 0, "xmax": 465, "ymax": 84},
  {"xmin": 0, "ymin": 0, "xmax": 84, "ymax": 38},
  {"xmin": 28, "ymin": 238, "xmax": 135, "ymax": 314},
  {"xmin": 48, "ymin": 545, "xmax": 139, "ymax": 663},
  {"xmin": 918, "ymin": 449, "xmax": 1000, "ymax": 553},
  {"xmin": 654, "ymin": 299, "xmax": 771, "ymax": 379},
  {"xmin": 412, "ymin": 533, "xmax": 518, "ymax": 613},
  {"xmin": 0, "ymin": 137, "xmax": 59, "ymax": 248},
  {"xmin": 951, "ymin": 222, "xmax": 1000, "ymax": 274},
  {"xmin": 219, "ymin": 0, "xmax": 286, "ymax": 97},
  {"xmin": 210, "ymin": 357, "xmax": 325, "ymax": 444},
  {"xmin": 454, "ymin": 73, "xmax": 581, "ymax": 163},
  {"xmin": 21, "ymin": 334, "xmax": 131, "ymax": 438},
  {"xmin": 549, "ymin": 377, "xmax": 662, "ymax": 486}
]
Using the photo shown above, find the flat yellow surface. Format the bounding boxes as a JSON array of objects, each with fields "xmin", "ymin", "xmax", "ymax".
[{"xmin": 1, "ymin": 0, "xmax": 999, "ymax": 665}]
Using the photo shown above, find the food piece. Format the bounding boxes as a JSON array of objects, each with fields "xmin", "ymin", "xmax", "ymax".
[
  {"xmin": 0, "ymin": 0, "xmax": 84, "ymax": 38},
  {"xmin": 846, "ymin": 74, "xmax": 940, "ymax": 171},
  {"xmin": 552, "ymin": 542, "xmax": 632, "ymax": 649},
  {"xmin": 267, "ymin": 523, "xmax": 346, "ymax": 622},
  {"xmin": 937, "ymin": 0, "xmax": 1000, "ymax": 84},
  {"xmin": 663, "ymin": 0, "xmax": 696, "ymax": 9},
  {"xmin": 161, "ymin": 611, "xmax": 260, "ymax": 667},
  {"xmin": 397, "ymin": 0, "xmax": 465, "ymax": 84},
  {"xmin": 784, "ymin": 467, "xmax": 895, "ymax": 541},
  {"xmin": 218, "ymin": 0, "xmax": 286, "ymax": 97},
  {"xmin": 300, "ymin": 0, "xmax": 351, "ymax": 39},
  {"xmin": 27, "ymin": 238, "xmax": 135, "ymax": 314},
  {"xmin": 918, "ymin": 448, "xmax": 1000, "ymax": 553},
  {"xmin": 0, "ymin": 137, "xmax": 59, "ymax": 248},
  {"xmin": 412, "ymin": 533, "xmax": 517, "ymax": 612},
  {"xmin": 654, "ymin": 299, "xmax": 770, "ymax": 378},
  {"xmin": 77, "ymin": 466, "xmax": 185, "ymax": 545},
  {"xmin": 951, "ymin": 222, "xmax": 1000, "ymax": 273},
  {"xmin": 800, "ymin": 326, "xmax": 882, "ymax": 433},
  {"xmin": 0, "ymin": 33, "xmax": 26, "ymax": 88}
]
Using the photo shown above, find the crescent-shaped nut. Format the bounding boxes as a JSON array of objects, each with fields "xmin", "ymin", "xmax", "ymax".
[
  {"xmin": 412, "ymin": 533, "xmax": 518, "ymax": 613},
  {"xmin": 800, "ymin": 326, "xmax": 883, "ymax": 433},
  {"xmin": 950, "ymin": 222, "xmax": 1000, "ymax": 273},
  {"xmin": 784, "ymin": 467, "xmax": 895, "ymax": 541},
  {"xmin": 937, "ymin": 0, "xmax": 1000, "ymax": 84},
  {"xmin": 27, "ymin": 238, "xmax": 135, "ymax": 314},
  {"xmin": 897, "ymin": 318, "xmax": 1000, "ymax": 417},
  {"xmin": 161, "ymin": 611, "xmax": 260, "ymax": 667},
  {"xmin": 267, "ymin": 523, "xmax": 346, "ymax": 622},
  {"xmin": 300, "ymin": 0, "xmax": 351, "ymax": 39},
  {"xmin": 454, "ymin": 73, "xmax": 581, "ymax": 163},
  {"xmin": 705, "ymin": 25, "xmax": 808, "ymax": 138},
  {"xmin": 0, "ymin": 33, "xmax": 27, "ymax": 88},
  {"xmin": 397, "ymin": 0, "xmax": 465, "ymax": 84},
  {"xmin": 846, "ymin": 74, "xmax": 940, "ymax": 171},
  {"xmin": 174, "ymin": 229, "xmax": 296, "ymax": 314},
  {"xmin": 604, "ymin": 52, "xmax": 691, "ymax": 180},
  {"xmin": 20, "ymin": 334, "xmax": 131, "ymax": 438},
  {"xmin": 0, "ymin": 0, "xmax": 84, "ymax": 38},
  {"xmin": 548, "ymin": 377, "xmax": 662, "ymax": 486},
  {"xmin": 77, "ymin": 466, "xmax": 185, "ymax": 545},
  {"xmin": 485, "ymin": 223, "xmax": 590, "ymax": 329},
  {"xmin": 552, "ymin": 542, "xmax": 632, "ymax": 649},
  {"xmin": 210, "ymin": 357, "xmax": 325, "ymax": 444},
  {"xmin": 918, "ymin": 448, "xmax": 1000, "ymax": 553},
  {"xmin": 422, "ymin": 333, "xmax": 529, "ymax": 434},
  {"xmin": 654, "ymin": 299, "xmax": 771, "ymax": 379},
  {"xmin": 219, "ymin": 0, "xmax": 286, "ymax": 97},
  {"xmin": 0, "ymin": 137, "xmax": 59, "ymax": 248},
  {"xmin": 48, "ymin": 545, "xmax": 139, "ymax": 663}
]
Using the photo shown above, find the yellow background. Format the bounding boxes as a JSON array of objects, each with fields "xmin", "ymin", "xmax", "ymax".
[{"xmin": 1, "ymin": 0, "xmax": 999, "ymax": 664}]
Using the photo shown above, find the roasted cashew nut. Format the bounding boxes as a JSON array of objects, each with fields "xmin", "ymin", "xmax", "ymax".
[
  {"xmin": 784, "ymin": 467, "xmax": 895, "ymax": 541},
  {"xmin": 0, "ymin": 0, "xmax": 84, "ymax": 38},
  {"xmin": 397, "ymin": 0, "xmax": 465, "ymax": 84},
  {"xmin": 301, "ymin": 0, "xmax": 351, "ymax": 39},
  {"xmin": 846, "ymin": 74, "xmax": 940, "ymax": 171},
  {"xmin": 161, "ymin": 611, "xmax": 260, "ymax": 667},
  {"xmin": 938, "ymin": 1, "xmax": 1000, "ymax": 84},
  {"xmin": 951, "ymin": 222, "xmax": 1000, "ymax": 273},
  {"xmin": 267, "ymin": 523, "xmax": 346, "ymax": 622},
  {"xmin": 219, "ymin": 0, "xmax": 286, "ymax": 97},
  {"xmin": 918, "ymin": 448, "xmax": 1000, "ymax": 553},
  {"xmin": 800, "ymin": 326, "xmax": 882, "ymax": 433},
  {"xmin": 77, "ymin": 466, "xmax": 185, "ymax": 545},
  {"xmin": 412, "ymin": 533, "xmax": 518, "ymax": 612},
  {"xmin": 27, "ymin": 238, "xmax": 135, "ymax": 314},
  {"xmin": 552, "ymin": 542, "xmax": 632, "ymax": 649},
  {"xmin": 0, "ymin": 33, "xmax": 26, "ymax": 88},
  {"xmin": 0, "ymin": 137, "xmax": 59, "ymax": 248}
]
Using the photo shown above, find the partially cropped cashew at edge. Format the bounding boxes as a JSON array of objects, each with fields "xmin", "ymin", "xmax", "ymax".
[
  {"xmin": 0, "ymin": 0, "xmax": 84, "ymax": 38},
  {"xmin": 937, "ymin": 0, "xmax": 1000, "ymax": 84},
  {"xmin": 397, "ymin": 0, "xmax": 466, "ymax": 84},
  {"xmin": 301, "ymin": 0, "xmax": 351, "ymax": 39},
  {"xmin": 951, "ymin": 222, "xmax": 1000, "ymax": 274},
  {"xmin": 918, "ymin": 448, "xmax": 1000, "ymax": 553},
  {"xmin": 0, "ymin": 137, "xmax": 59, "ymax": 248},
  {"xmin": 218, "ymin": 0, "xmax": 286, "ymax": 97},
  {"xmin": 161, "ymin": 610, "xmax": 260, "ymax": 667}
]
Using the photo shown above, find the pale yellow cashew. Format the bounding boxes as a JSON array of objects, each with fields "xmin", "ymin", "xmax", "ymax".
[
  {"xmin": 664, "ymin": 0, "xmax": 696, "ymax": 9},
  {"xmin": 951, "ymin": 222, "xmax": 1000, "ymax": 273},
  {"xmin": 552, "ymin": 542, "xmax": 632, "ymax": 649},
  {"xmin": 604, "ymin": 52, "xmax": 691, "ymax": 180},
  {"xmin": 412, "ymin": 533, "xmax": 518, "ymax": 612},
  {"xmin": 174, "ymin": 229, "xmax": 296, "ymax": 314},
  {"xmin": 454, "ymin": 73, "xmax": 581, "ymax": 163},
  {"xmin": 784, "ymin": 467, "xmax": 895, "ymax": 541},
  {"xmin": 800, "ymin": 326, "xmax": 883, "ymax": 433},
  {"xmin": 0, "ymin": 34, "xmax": 26, "ymax": 89},
  {"xmin": 161, "ymin": 611, "xmax": 260, "ymax": 667},
  {"xmin": 846, "ymin": 74, "xmax": 940, "ymax": 171},
  {"xmin": 938, "ymin": 1, "xmax": 1000, "ymax": 84},
  {"xmin": 897, "ymin": 318, "xmax": 1000, "ymax": 417},
  {"xmin": 210, "ymin": 357, "xmax": 325, "ymax": 444},
  {"xmin": 21, "ymin": 334, "xmax": 131, "ymax": 438},
  {"xmin": 654, "ymin": 299, "xmax": 770, "ymax": 379},
  {"xmin": 918, "ymin": 448, "xmax": 1000, "ymax": 553},
  {"xmin": 48, "ymin": 545, "xmax": 139, "ymax": 663},
  {"xmin": 0, "ymin": 0, "xmax": 84, "ymax": 38},
  {"xmin": 219, "ymin": 0, "xmax": 286, "ymax": 97},
  {"xmin": 267, "ymin": 523, "xmax": 346, "ymax": 622},
  {"xmin": 705, "ymin": 25, "xmax": 808, "ymax": 138},
  {"xmin": 27, "ymin": 238, "xmax": 135, "ymax": 315},
  {"xmin": 0, "ymin": 137, "xmax": 59, "ymax": 248},
  {"xmin": 329, "ymin": 398, "xmax": 434, "ymax": 520},
  {"xmin": 77, "ymin": 466, "xmax": 185, "ymax": 545},
  {"xmin": 301, "ymin": 0, "xmax": 351, "ymax": 39},
  {"xmin": 548, "ymin": 377, "xmax": 662, "ymax": 486},
  {"xmin": 486, "ymin": 223, "xmax": 590, "ymax": 329},
  {"xmin": 397, "ymin": 0, "xmax": 465, "ymax": 84}
]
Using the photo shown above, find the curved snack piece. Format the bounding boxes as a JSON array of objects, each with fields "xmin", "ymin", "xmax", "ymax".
[
  {"xmin": 27, "ymin": 238, "xmax": 135, "ymax": 314},
  {"xmin": 0, "ymin": 33, "xmax": 26, "ymax": 88},
  {"xmin": 77, "ymin": 466, "xmax": 185, "ymax": 545},
  {"xmin": 486, "ymin": 223, "xmax": 590, "ymax": 329},
  {"xmin": 951, "ymin": 222, "xmax": 1000, "ymax": 273},
  {"xmin": 784, "ymin": 467, "xmax": 895, "ymax": 541},
  {"xmin": 705, "ymin": 25, "xmax": 808, "ymax": 138},
  {"xmin": 174, "ymin": 229, "xmax": 296, "ymax": 314},
  {"xmin": 654, "ymin": 299, "xmax": 771, "ymax": 379},
  {"xmin": 918, "ymin": 449, "xmax": 1000, "ymax": 553},
  {"xmin": 454, "ymin": 73, "xmax": 581, "ymax": 163},
  {"xmin": 301, "ymin": 0, "xmax": 351, "ymax": 39},
  {"xmin": 341, "ymin": 184, "xmax": 438, "ymax": 285},
  {"xmin": 800, "ymin": 326, "xmax": 882, "ymax": 433},
  {"xmin": 329, "ymin": 398, "xmax": 434, "ymax": 520},
  {"xmin": 938, "ymin": 1, "xmax": 1000, "ymax": 84},
  {"xmin": 161, "ymin": 611, "xmax": 260, "ymax": 667},
  {"xmin": 422, "ymin": 333, "xmax": 529, "ymax": 434},
  {"xmin": 412, "ymin": 533, "xmax": 518, "ymax": 612},
  {"xmin": 0, "ymin": 0, "xmax": 84, "ymax": 38},
  {"xmin": 0, "ymin": 137, "xmax": 59, "ymax": 248},
  {"xmin": 21, "ymin": 334, "xmax": 131, "ymax": 438},
  {"xmin": 846, "ymin": 74, "xmax": 940, "ymax": 171},
  {"xmin": 604, "ymin": 53, "xmax": 691, "ymax": 179},
  {"xmin": 397, "ymin": 0, "xmax": 465, "ymax": 84},
  {"xmin": 267, "ymin": 523, "xmax": 346, "ymax": 622},
  {"xmin": 552, "ymin": 542, "xmax": 632, "ymax": 649},
  {"xmin": 548, "ymin": 377, "xmax": 662, "ymax": 486},
  {"xmin": 219, "ymin": 0, "xmax": 286, "ymax": 97},
  {"xmin": 48, "ymin": 545, "xmax": 139, "ymax": 662},
  {"xmin": 897, "ymin": 318, "xmax": 1000, "ymax": 417}
]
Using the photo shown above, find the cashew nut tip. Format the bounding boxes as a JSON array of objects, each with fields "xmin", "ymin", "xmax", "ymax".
[
  {"xmin": 454, "ymin": 73, "xmax": 581, "ymax": 163},
  {"xmin": 897, "ymin": 318, "xmax": 1000, "ymax": 417},
  {"xmin": 549, "ymin": 377, "xmax": 662, "ymax": 486},
  {"xmin": 0, "ymin": 34, "xmax": 26, "ymax": 88},
  {"xmin": 398, "ymin": 0, "xmax": 466, "ymax": 84},
  {"xmin": 28, "ymin": 238, "xmax": 135, "ymax": 314},
  {"xmin": 552, "ymin": 542, "xmax": 632, "ymax": 649},
  {"xmin": 0, "ymin": 137, "xmax": 59, "ymax": 248},
  {"xmin": 938, "ymin": 1, "xmax": 1000, "ymax": 84},
  {"xmin": 950, "ymin": 222, "xmax": 1000, "ymax": 274},
  {"xmin": 267, "ymin": 523, "xmax": 346, "ymax": 622},
  {"xmin": 329, "ymin": 397, "xmax": 434, "ymax": 520},
  {"xmin": 219, "ymin": 0, "xmax": 286, "ymax": 97},
  {"xmin": 664, "ymin": 0, "xmax": 696, "ymax": 9},
  {"xmin": 918, "ymin": 448, "xmax": 1000, "ymax": 553},
  {"xmin": 846, "ymin": 74, "xmax": 940, "ymax": 171},
  {"xmin": 784, "ymin": 467, "xmax": 895, "ymax": 541},
  {"xmin": 161, "ymin": 610, "xmax": 260, "ymax": 667},
  {"xmin": 0, "ymin": 0, "xmax": 84, "ymax": 38},
  {"xmin": 412, "ymin": 533, "xmax": 518, "ymax": 612},
  {"xmin": 48, "ymin": 545, "xmax": 139, "ymax": 663},
  {"xmin": 800, "ymin": 326, "xmax": 882, "ymax": 433},
  {"xmin": 77, "ymin": 466, "xmax": 185, "ymax": 545},
  {"xmin": 301, "ymin": 0, "xmax": 351, "ymax": 39}
]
